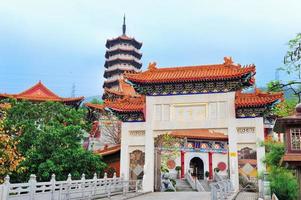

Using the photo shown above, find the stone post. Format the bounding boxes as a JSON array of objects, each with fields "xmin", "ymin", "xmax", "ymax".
[
  {"xmin": 1, "ymin": 175, "xmax": 10, "ymax": 200},
  {"xmin": 66, "ymin": 173, "xmax": 72, "ymax": 199},
  {"xmin": 50, "ymin": 174, "xmax": 56, "ymax": 200},
  {"xmin": 29, "ymin": 174, "xmax": 37, "ymax": 200},
  {"xmin": 93, "ymin": 173, "xmax": 97, "ymax": 196},
  {"xmin": 81, "ymin": 174, "xmax": 86, "ymax": 198}
]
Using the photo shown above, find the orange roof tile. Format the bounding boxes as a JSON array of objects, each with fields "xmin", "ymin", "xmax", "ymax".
[
  {"xmin": 170, "ymin": 129, "xmax": 228, "ymax": 141},
  {"xmin": 105, "ymin": 96, "xmax": 145, "ymax": 112},
  {"xmin": 125, "ymin": 57, "xmax": 255, "ymax": 84},
  {"xmin": 235, "ymin": 89, "xmax": 283, "ymax": 108},
  {"xmin": 95, "ymin": 145, "xmax": 121, "ymax": 156},
  {"xmin": 85, "ymin": 102, "xmax": 105, "ymax": 111},
  {"xmin": 0, "ymin": 81, "xmax": 84, "ymax": 103}
]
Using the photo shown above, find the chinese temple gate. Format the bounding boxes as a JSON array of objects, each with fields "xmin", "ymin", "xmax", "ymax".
[{"xmin": 88, "ymin": 57, "xmax": 282, "ymax": 192}]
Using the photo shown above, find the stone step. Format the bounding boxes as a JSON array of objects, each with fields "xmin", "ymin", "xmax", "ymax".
[{"xmin": 175, "ymin": 179, "xmax": 195, "ymax": 192}]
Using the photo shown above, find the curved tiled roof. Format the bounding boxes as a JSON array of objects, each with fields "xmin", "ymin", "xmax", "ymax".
[
  {"xmin": 95, "ymin": 145, "xmax": 121, "ymax": 156},
  {"xmin": 105, "ymin": 96, "xmax": 145, "ymax": 112},
  {"xmin": 170, "ymin": 129, "xmax": 228, "ymax": 141},
  {"xmin": 85, "ymin": 102, "xmax": 105, "ymax": 111},
  {"xmin": 235, "ymin": 89, "xmax": 283, "ymax": 108},
  {"xmin": 0, "ymin": 81, "xmax": 84, "ymax": 104},
  {"xmin": 125, "ymin": 57, "xmax": 255, "ymax": 84}
]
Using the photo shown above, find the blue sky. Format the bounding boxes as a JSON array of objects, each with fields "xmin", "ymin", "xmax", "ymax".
[{"xmin": 0, "ymin": 0, "xmax": 300, "ymax": 97}]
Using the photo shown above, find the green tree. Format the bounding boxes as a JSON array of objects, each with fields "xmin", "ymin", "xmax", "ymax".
[
  {"xmin": 270, "ymin": 33, "xmax": 301, "ymax": 103},
  {"xmin": 2, "ymin": 100, "xmax": 106, "ymax": 182},
  {"xmin": 263, "ymin": 142, "xmax": 299, "ymax": 200}
]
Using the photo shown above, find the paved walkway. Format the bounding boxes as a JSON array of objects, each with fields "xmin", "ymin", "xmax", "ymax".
[
  {"xmin": 235, "ymin": 192, "xmax": 258, "ymax": 200},
  {"xmin": 128, "ymin": 192, "xmax": 211, "ymax": 200}
]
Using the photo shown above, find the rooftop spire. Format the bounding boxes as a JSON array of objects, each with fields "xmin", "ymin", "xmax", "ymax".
[{"xmin": 122, "ymin": 14, "xmax": 126, "ymax": 35}]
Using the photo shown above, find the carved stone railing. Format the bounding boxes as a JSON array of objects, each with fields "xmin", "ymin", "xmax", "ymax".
[
  {"xmin": 210, "ymin": 179, "xmax": 234, "ymax": 200},
  {"xmin": 0, "ymin": 172, "xmax": 142, "ymax": 200},
  {"xmin": 184, "ymin": 173, "xmax": 205, "ymax": 192},
  {"xmin": 185, "ymin": 172, "xmax": 196, "ymax": 190}
]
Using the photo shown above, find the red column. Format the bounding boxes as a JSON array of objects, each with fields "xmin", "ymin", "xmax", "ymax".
[
  {"xmin": 209, "ymin": 152, "xmax": 213, "ymax": 179},
  {"xmin": 181, "ymin": 151, "xmax": 185, "ymax": 178}
]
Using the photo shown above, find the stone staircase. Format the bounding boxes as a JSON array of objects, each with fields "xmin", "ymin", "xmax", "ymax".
[
  {"xmin": 199, "ymin": 180, "xmax": 211, "ymax": 192},
  {"xmin": 175, "ymin": 179, "xmax": 195, "ymax": 191}
]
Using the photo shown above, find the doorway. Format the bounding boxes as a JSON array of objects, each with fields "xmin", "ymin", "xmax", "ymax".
[{"xmin": 189, "ymin": 157, "xmax": 204, "ymax": 180}]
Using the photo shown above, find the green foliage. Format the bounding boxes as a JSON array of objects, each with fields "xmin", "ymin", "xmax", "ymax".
[
  {"xmin": 2, "ymin": 100, "xmax": 106, "ymax": 182},
  {"xmin": 263, "ymin": 142, "xmax": 285, "ymax": 166},
  {"xmin": 175, "ymin": 166, "xmax": 181, "ymax": 171},
  {"xmin": 269, "ymin": 167, "xmax": 299, "ymax": 200},
  {"xmin": 90, "ymin": 98, "xmax": 103, "ymax": 105},
  {"xmin": 281, "ymin": 33, "xmax": 301, "ymax": 78},
  {"xmin": 267, "ymin": 80, "xmax": 283, "ymax": 92},
  {"xmin": 271, "ymin": 98, "xmax": 297, "ymax": 117},
  {"xmin": 263, "ymin": 142, "xmax": 299, "ymax": 200}
]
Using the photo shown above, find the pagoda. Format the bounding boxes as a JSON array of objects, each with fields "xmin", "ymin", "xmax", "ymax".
[
  {"xmin": 0, "ymin": 81, "xmax": 84, "ymax": 108},
  {"xmin": 103, "ymin": 16, "xmax": 142, "ymax": 91}
]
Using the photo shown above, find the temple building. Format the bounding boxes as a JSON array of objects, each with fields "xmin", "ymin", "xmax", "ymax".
[
  {"xmin": 273, "ymin": 103, "xmax": 301, "ymax": 198},
  {"xmin": 99, "ymin": 57, "xmax": 283, "ymax": 192},
  {"xmin": 103, "ymin": 16, "xmax": 142, "ymax": 92},
  {"xmin": 0, "ymin": 81, "xmax": 84, "ymax": 107}
]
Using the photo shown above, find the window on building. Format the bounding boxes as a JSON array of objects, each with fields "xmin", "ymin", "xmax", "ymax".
[{"xmin": 291, "ymin": 128, "xmax": 301, "ymax": 150}]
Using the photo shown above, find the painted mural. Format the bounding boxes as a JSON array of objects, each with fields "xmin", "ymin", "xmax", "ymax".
[{"xmin": 237, "ymin": 143, "xmax": 257, "ymax": 182}]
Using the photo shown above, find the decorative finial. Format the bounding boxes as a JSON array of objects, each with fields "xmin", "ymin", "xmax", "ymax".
[
  {"xmin": 122, "ymin": 14, "xmax": 126, "ymax": 35},
  {"xmin": 223, "ymin": 56, "xmax": 233, "ymax": 65},
  {"xmin": 148, "ymin": 62, "xmax": 157, "ymax": 71}
]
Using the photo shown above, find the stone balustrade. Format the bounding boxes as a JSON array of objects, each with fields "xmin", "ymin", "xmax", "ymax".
[
  {"xmin": 210, "ymin": 179, "xmax": 234, "ymax": 200},
  {"xmin": 0, "ymin": 172, "xmax": 142, "ymax": 200}
]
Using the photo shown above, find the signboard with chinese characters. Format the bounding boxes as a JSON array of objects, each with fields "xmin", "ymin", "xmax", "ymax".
[
  {"xmin": 172, "ymin": 103, "xmax": 207, "ymax": 121},
  {"xmin": 237, "ymin": 127, "xmax": 255, "ymax": 135}
]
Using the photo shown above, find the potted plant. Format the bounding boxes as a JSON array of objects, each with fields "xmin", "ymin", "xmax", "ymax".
[
  {"xmin": 205, "ymin": 171, "xmax": 210, "ymax": 180},
  {"xmin": 175, "ymin": 166, "xmax": 181, "ymax": 179}
]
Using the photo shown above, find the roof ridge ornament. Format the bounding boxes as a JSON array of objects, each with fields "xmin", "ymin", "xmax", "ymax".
[
  {"xmin": 148, "ymin": 62, "xmax": 157, "ymax": 71},
  {"xmin": 223, "ymin": 56, "xmax": 233, "ymax": 65}
]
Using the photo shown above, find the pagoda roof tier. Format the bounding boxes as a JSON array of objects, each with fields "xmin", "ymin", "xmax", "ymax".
[
  {"xmin": 235, "ymin": 89, "xmax": 283, "ymax": 108},
  {"xmin": 105, "ymin": 48, "xmax": 142, "ymax": 59},
  {"xmin": 104, "ymin": 68, "xmax": 138, "ymax": 78},
  {"xmin": 170, "ymin": 129, "xmax": 228, "ymax": 141},
  {"xmin": 103, "ymin": 80, "xmax": 119, "ymax": 88},
  {"xmin": 0, "ymin": 81, "xmax": 84, "ymax": 106},
  {"xmin": 125, "ymin": 57, "xmax": 255, "ymax": 84},
  {"xmin": 103, "ymin": 79, "xmax": 140, "ymax": 100},
  {"xmin": 106, "ymin": 35, "xmax": 142, "ymax": 49},
  {"xmin": 104, "ymin": 58, "xmax": 142, "ymax": 69}
]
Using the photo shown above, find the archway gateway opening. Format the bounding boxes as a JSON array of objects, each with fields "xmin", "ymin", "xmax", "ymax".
[{"xmin": 189, "ymin": 157, "xmax": 204, "ymax": 180}]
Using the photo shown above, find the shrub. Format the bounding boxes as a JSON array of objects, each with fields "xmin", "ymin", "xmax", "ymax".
[{"xmin": 269, "ymin": 167, "xmax": 299, "ymax": 200}]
